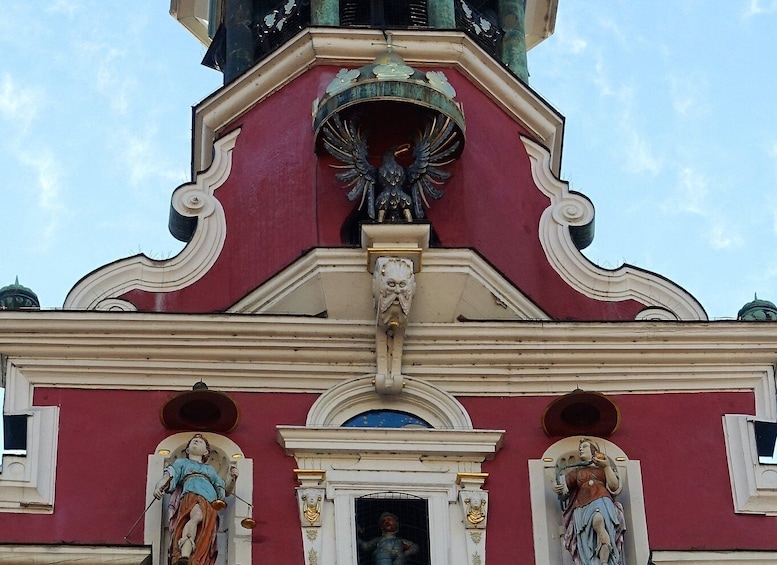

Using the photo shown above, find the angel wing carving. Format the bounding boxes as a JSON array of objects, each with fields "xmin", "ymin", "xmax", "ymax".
[{"xmin": 321, "ymin": 112, "xmax": 460, "ymax": 222}]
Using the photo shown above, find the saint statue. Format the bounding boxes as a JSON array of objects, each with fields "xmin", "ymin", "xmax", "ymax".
[
  {"xmin": 553, "ymin": 438, "xmax": 626, "ymax": 565},
  {"xmin": 154, "ymin": 434, "xmax": 238, "ymax": 565},
  {"xmin": 358, "ymin": 512, "xmax": 419, "ymax": 565}
]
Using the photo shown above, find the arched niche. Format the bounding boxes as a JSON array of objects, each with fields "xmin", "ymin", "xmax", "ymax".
[
  {"xmin": 528, "ymin": 436, "xmax": 650, "ymax": 565},
  {"xmin": 144, "ymin": 432, "xmax": 253, "ymax": 565},
  {"xmin": 305, "ymin": 375, "xmax": 473, "ymax": 429}
]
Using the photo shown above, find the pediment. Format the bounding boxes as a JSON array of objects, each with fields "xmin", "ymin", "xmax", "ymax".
[{"xmin": 228, "ymin": 247, "xmax": 549, "ymax": 322}]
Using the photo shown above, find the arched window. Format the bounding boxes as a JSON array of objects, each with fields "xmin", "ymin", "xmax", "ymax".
[{"xmin": 343, "ymin": 409, "xmax": 432, "ymax": 429}]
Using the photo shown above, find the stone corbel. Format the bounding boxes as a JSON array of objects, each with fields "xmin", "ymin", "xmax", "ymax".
[
  {"xmin": 457, "ymin": 473, "xmax": 490, "ymax": 565},
  {"xmin": 362, "ymin": 224, "xmax": 428, "ymax": 395},
  {"xmin": 295, "ymin": 469, "xmax": 326, "ymax": 565}
]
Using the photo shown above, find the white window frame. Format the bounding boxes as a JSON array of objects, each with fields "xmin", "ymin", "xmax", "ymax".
[
  {"xmin": 0, "ymin": 362, "xmax": 58, "ymax": 513},
  {"xmin": 278, "ymin": 375, "xmax": 503, "ymax": 565}
]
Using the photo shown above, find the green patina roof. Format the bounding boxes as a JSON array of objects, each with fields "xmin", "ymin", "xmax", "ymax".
[
  {"xmin": 737, "ymin": 294, "xmax": 777, "ymax": 321},
  {"xmin": 0, "ymin": 277, "xmax": 40, "ymax": 311}
]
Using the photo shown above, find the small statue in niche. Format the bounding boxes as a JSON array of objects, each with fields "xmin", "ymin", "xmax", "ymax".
[
  {"xmin": 373, "ymin": 257, "xmax": 416, "ymax": 331},
  {"xmin": 154, "ymin": 434, "xmax": 238, "ymax": 565},
  {"xmin": 553, "ymin": 438, "xmax": 626, "ymax": 565},
  {"xmin": 322, "ymin": 113, "xmax": 459, "ymax": 222},
  {"xmin": 358, "ymin": 512, "xmax": 419, "ymax": 565}
]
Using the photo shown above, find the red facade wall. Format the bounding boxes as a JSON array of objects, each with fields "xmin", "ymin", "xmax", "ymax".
[
  {"xmin": 122, "ymin": 66, "xmax": 645, "ymax": 320},
  {"xmin": 2, "ymin": 388, "xmax": 772, "ymax": 557}
]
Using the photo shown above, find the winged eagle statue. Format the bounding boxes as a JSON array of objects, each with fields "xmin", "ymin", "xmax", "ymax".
[{"xmin": 322, "ymin": 113, "xmax": 460, "ymax": 222}]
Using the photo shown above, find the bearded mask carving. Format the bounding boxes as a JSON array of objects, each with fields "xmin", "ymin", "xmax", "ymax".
[{"xmin": 373, "ymin": 257, "xmax": 416, "ymax": 330}]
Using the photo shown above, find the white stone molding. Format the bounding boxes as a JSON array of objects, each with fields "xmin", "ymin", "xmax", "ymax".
[
  {"xmin": 522, "ymin": 136, "xmax": 707, "ymax": 321},
  {"xmin": 304, "ymin": 375, "xmax": 474, "ymax": 429},
  {"xmin": 529, "ymin": 436, "xmax": 650, "ymax": 565},
  {"xmin": 229, "ymin": 247, "xmax": 549, "ymax": 321},
  {"xmin": 64, "ymin": 130, "xmax": 240, "ymax": 310},
  {"xmin": 722, "ymin": 413, "xmax": 777, "ymax": 515},
  {"xmin": 0, "ymin": 545, "xmax": 151, "ymax": 564},
  {"xmin": 193, "ymin": 28, "xmax": 563, "ymax": 174},
  {"xmin": 0, "ymin": 362, "xmax": 58, "ymax": 514},
  {"xmin": 92, "ymin": 298, "xmax": 138, "ymax": 312},
  {"xmin": 650, "ymin": 552, "xmax": 777, "ymax": 564},
  {"xmin": 145, "ymin": 432, "xmax": 253, "ymax": 565},
  {"xmin": 3, "ymin": 313, "xmax": 777, "ymax": 402}
]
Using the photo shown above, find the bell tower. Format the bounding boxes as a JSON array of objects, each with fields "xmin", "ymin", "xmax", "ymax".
[{"xmin": 170, "ymin": 0, "xmax": 558, "ymax": 83}]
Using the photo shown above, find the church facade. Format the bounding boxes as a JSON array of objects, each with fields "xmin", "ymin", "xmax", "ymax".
[{"xmin": 2, "ymin": 1, "xmax": 777, "ymax": 564}]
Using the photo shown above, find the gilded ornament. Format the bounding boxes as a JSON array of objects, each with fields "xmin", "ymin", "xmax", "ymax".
[
  {"xmin": 373, "ymin": 60, "xmax": 414, "ymax": 80},
  {"xmin": 307, "ymin": 549, "xmax": 318, "ymax": 565},
  {"xmin": 325, "ymin": 68, "xmax": 360, "ymax": 96},
  {"xmin": 426, "ymin": 71, "xmax": 456, "ymax": 98},
  {"xmin": 470, "ymin": 531, "xmax": 482, "ymax": 544},
  {"xmin": 306, "ymin": 528, "xmax": 318, "ymax": 540}
]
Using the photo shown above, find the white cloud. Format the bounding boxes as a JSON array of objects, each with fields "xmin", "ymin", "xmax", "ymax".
[
  {"xmin": 707, "ymin": 222, "xmax": 743, "ymax": 250},
  {"xmin": 0, "ymin": 74, "xmax": 45, "ymax": 130},
  {"xmin": 16, "ymin": 149, "xmax": 65, "ymax": 243},
  {"xmin": 674, "ymin": 167, "xmax": 709, "ymax": 215},
  {"xmin": 623, "ymin": 131, "xmax": 660, "ymax": 175},
  {"xmin": 667, "ymin": 73, "xmax": 710, "ymax": 117},
  {"xmin": 45, "ymin": 0, "xmax": 82, "ymax": 16},
  {"xmin": 745, "ymin": 0, "xmax": 777, "ymax": 16},
  {"xmin": 115, "ymin": 127, "xmax": 187, "ymax": 189}
]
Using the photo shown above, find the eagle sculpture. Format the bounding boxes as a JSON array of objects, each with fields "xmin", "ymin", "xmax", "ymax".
[{"xmin": 322, "ymin": 113, "xmax": 460, "ymax": 222}]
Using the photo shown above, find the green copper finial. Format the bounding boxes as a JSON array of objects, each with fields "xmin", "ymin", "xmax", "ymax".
[
  {"xmin": 737, "ymin": 294, "xmax": 777, "ymax": 321},
  {"xmin": 0, "ymin": 277, "xmax": 40, "ymax": 311}
]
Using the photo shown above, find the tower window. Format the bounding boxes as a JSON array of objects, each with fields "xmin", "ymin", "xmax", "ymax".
[{"xmin": 340, "ymin": 0, "xmax": 428, "ymax": 28}]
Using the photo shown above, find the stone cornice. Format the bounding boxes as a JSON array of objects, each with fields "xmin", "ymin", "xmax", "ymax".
[
  {"xmin": 276, "ymin": 426, "xmax": 505, "ymax": 460},
  {"xmin": 1, "ymin": 312, "xmax": 776, "ymax": 412}
]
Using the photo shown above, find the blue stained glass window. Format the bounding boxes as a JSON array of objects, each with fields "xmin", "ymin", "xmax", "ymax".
[{"xmin": 342, "ymin": 410, "xmax": 432, "ymax": 429}]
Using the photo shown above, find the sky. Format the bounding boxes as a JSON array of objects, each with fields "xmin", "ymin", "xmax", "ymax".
[{"xmin": 1, "ymin": 1, "xmax": 776, "ymax": 319}]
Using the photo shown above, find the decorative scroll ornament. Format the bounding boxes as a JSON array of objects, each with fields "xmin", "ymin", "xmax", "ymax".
[{"xmin": 322, "ymin": 113, "xmax": 459, "ymax": 222}]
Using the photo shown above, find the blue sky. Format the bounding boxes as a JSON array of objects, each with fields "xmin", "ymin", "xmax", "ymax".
[{"xmin": 1, "ymin": 1, "xmax": 776, "ymax": 319}]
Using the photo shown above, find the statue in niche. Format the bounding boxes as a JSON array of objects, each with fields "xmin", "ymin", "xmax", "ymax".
[
  {"xmin": 358, "ymin": 512, "xmax": 419, "ymax": 565},
  {"xmin": 154, "ymin": 434, "xmax": 238, "ymax": 565},
  {"xmin": 322, "ymin": 113, "xmax": 459, "ymax": 222},
  {"xmin": 553, "ymin": 438, "xmax": 626, "ymax": 565},
  {"xmin": 373, "ymin": 257, "xmax": 416, "ymax": 330}
]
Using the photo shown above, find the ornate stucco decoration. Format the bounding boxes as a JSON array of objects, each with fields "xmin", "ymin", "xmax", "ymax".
[
  {"xmin": 314, "ymin": 46, "xmax": 465, "ymax": 223},
  {"xmin": 362, "ymin": 224, "xmax": 427, "ymax": 395},
  {"xmin": 295, "ymin": 469, "xmax": 326, "ymax": 565},
  {"xmin": 457, "ymin": 473, "xmax": 490, "ymax": 565},
  {"xmin": 372, "ymin": 257, "xmax": 416, "ymax": 395}
]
